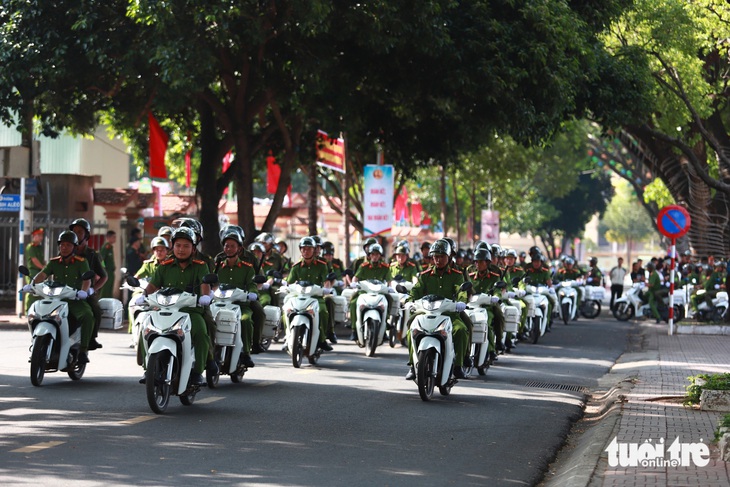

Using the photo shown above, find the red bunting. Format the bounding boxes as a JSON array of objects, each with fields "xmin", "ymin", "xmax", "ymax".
[{"xmin": 148, "ymin": 112, "xmax": 168, "ymax": 179}]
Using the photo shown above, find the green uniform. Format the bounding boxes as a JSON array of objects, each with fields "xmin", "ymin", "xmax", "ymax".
[
  {"xmin": 264, "ymin": 249, "xmax": 285, "ymax": 273},
  {"xmin": 503, "ymin": 264, "xmax": 528, "ymax": 334},
  {"xmin": 99, "ymin": 242, "xmax": 116, "ymax": 298},
  {"xmin": 586, "ymin": 266, "xmax": 603, "ymax": 287},
  {"xmin": 554, "ymin": 267, "xmax": 585, "ymax": 307},
  {"xmin": 470, "ymin": 269, "xmax": 506, "ymax": 353},
  {"xmin": 702, "ymin": 271, "xmax": 725, "ymax": 307},
  {"xmin": 389, "ymin": 260, "xmax": 419, "ymax": 283},
  {"xmin": 80, "ymin": 246, "xmax": 107, "ymax": 342},
  {"xmin": 130, "ymin": 257, "xmax": 163, "ymax": 335},
  {"xmin": 217, "ymin": 257, "xmax": 258, "ymax": 354},
  {"xmin": 24, "ymin": 242, "xmax": 44, "ymax": 312},
  {"xmin": 217, "ymin": 248, "xmax": 265, "ymax": 349},
  {"xmin": 350, "ymin": 256, "xmax": 366, "ymax": 276},
  {"xmin": 350, "ymin": 261, "xmax": 391, "ymax": 331},
  {"xmin": 410, "ymin": 266, "xmax": 469, "ymax": 367},
  {"xmin": 523, "ymin": 264, "xmax": 554, "ymax": 318},
  {"xmin": 39, "ymin": 255, "xmax": 94, "ymax": 350},
  {"xmin": 149, "ymin": 257, "xmax": 211, "ymax": 374},
  {"xmin": 647, "ymin": 270, "xmax": 667, "ymax": 321},
  {"xmin": 287, "ymin": 258, "xmax": 331, "ymax": 340}
]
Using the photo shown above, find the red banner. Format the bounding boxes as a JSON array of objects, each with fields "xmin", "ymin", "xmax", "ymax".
[
  {"xmin": 267, "ymin": 151, "xmax": 280, "ymax": 194},
  {"xmin": 316, "ymin": 130, "xmax": 345, "ymax": 173},
  {"xmin": 148, "ymin": 112, "xmax": 168, "ymax": 179}
]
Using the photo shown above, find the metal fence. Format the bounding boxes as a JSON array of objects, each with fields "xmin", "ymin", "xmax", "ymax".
[{"xmin": 0, "ymin": 217, "xmax": 108, "ymax": 303}]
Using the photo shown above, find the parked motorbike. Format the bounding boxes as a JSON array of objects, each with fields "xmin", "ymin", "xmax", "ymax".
[
  {"xmin": 407, "ymin": 281, "xmax": 471, "ymax": 401},
  {"xmin": 692, "ymin": 289, "xmax": 729, "ymax": 322},
  {"xmin": 19, "ymin": 266, "xmax": 95, "ymax": 386},
  {"xmin": 612, "ymin": 282, "xmax": 682, "ymax": 322},
  {"xmin": 556, "ymin": 280, "xmax": 580, "ymax": 325},
  {"xmin": 353, "ymin": 279, "xmax": 390, "ymax": 357},
  {"xmin": 281, "ymin": 276, "xmax": 335, "ymax": 368},
  {"xmin": 127, "ymin": 274, "xmax": 216, "ymax": 414}
]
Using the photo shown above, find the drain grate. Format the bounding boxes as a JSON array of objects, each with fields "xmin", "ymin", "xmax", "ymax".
[{"xmin": 524, "ymin": 381, "xmax": 588, "ymax": 393}]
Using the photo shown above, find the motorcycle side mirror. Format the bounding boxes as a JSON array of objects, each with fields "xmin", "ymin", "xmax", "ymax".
[
  {"xmin": 81, "ymin": 271, "xmax": 96, "ymax": 281},
  {"xmin": 253, "ymin": 275, "xmax": 267, "ymax": 284},
  {"xmin": 393, "ymin": 274, "xmax": 404, "ymax": 282},
  {"xmin": 18, "ymin": 265, "xmax": 30, "ymax": 277},
  {"xmin": 325, "ymin": 272, "xmax": 337, "ymax": 282},
  {"xmin": 203, "ymin": 273, "xmax": 219, "ymax": 285},
  {"xmin": 511, "ymin": 276, "xmax": 522, "ymax": 286},
  {"xmin": 460, "ymin": 281, "xmax": 472, "ymax": 292},
  {"xmin": 126, "ymin": 275, "xmax": 141, "ymax": 287},
  {"xmin": 494, "ymin": 281, "xmax": 507, "ymax": 289},
  {"xmin": 396, "ymin": 284, "xmax": 408, "ymax": 294}
]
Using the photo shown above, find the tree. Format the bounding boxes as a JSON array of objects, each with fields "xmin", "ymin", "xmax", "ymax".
[{"xmin": 602, "ymin": 180, "xmax": 655, "ymax": 263}]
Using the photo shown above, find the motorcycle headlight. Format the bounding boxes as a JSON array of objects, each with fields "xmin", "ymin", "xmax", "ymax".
[
  {"xmin": 305, "ymin": 304, "xmax": 315, "ymax": 316},
  {"xmin": 559, "ymin": 291, "xmax": 566, "ymax": 297},
  {"xmin": 434, "ymin": 321, "xmax": 448, "ymax": 338},
  {"xmin": 422, "ymin": 299, "xmax": 443, "ymax": 311},
  {"xmin": 214, "ymin": 288, "xmax": 235, "ymax": 299},
  {"xmin": 41, "ymin": 283, "xmax": 62, "ymax": 296},
  {"xmin": 156, "ymin": 293, "xmax": 180, "ymax": 306}
]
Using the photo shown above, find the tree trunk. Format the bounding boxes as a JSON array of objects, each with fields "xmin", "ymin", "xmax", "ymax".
[
  {"xmin": 470, "ymin": 182, "xmax": 477, "ymax": 244},
  {"xmin": 308, "ymin": 163, "xmax": 318, "ymax": 236},
  {"xmin": 439, "ymin": 165, "xmax": 447, "ymax": 237},
  {"xmin": 452, "ymin": 170, "xmax": 461, "ymax": 247}
]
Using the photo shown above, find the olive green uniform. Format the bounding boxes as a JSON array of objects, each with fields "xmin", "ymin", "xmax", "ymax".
[
  {"xmin": 410, "ymin": 266, "xmax": 470, "ymax": 367},
  {"xmin": 39, "ymin": 255, "xmax": 94, "ymax": 350},
  {"xmin": 24, "ymin": 242, "xmax": 44, "ymax": 312},
  {"xmin": 470, "ymin": 269, "xmax": 506, "ymax": 353},
  {"xmin": 647, "ymin": 269, "xmax": 667, "ymax": 321},
  {"xmin": 554, "ymin": 267, "xmax": 585, "ymax": 308},
  {"xmin": 523, "ymin": 264, "xmax": 554, "ymax": 318},
  {"xmin": 389, "ymin": 260, "xmax": 419, "ymax": 283},
  {"xmin": 100, "ymin": 242, "xmax": 116, "ymax": 298},
  {"xmin": 129, "ymin": 257, "xmax": 164, "ymax": 333},
  {"xmin": 217, "ymin": 258, "xmax": 258, "ymax": 354},
  {"xmin": 149, "ymin": 257, "xmax": 210, "ymax": 374},
  {"xmin": 80, "ymin": 246, "xmax": 107, "ymax": 342},
  {"xmin": 286, "ymin": 258, "xmax": 331, "ymax": 340}
]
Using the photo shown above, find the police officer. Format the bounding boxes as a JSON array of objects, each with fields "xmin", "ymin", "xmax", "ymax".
[
  {"xmin": 286, "ymin": 237, "xmax": 334, "ymax": 351},
  {"xmin": 138, "ymin": 227, "xmax": 215, "ymax": 385},
  {"xmin": 646, "ymin": 262, "xmax": 667, "ymax": 322},
  {"xmin": 27, "ymin": 231, "xmax": 94, "ymax": 363},
  {"xmin": 389, "ymin": 245, "xmax": 419, "ymax": 283},
  {"xmin": 255, "ymin": 232, "xmax": 285, "ymax": 273},
  {"xmin": 585, "ymin": 257, "xmax": 603, "ymax": 287},
  {"xmin": 523, "ymin": 252, "xmax": 554, "ymax": 320},
  {"xmin": 100, "ymin": 230, "xmax": 117, "ymax": 299},
  {"xmin": 216, "ymin": 228, "xmax": 258, "ymax": 368},
  {"xmin": 70, "ymin": 218, "xmax": 107, "ymax": 351},
  {"xmin": 276, "ymin": 238, "xmax": 291, "ymax": 276},
  {"xmin": 554, "ymin": 256, "xmax": 584, "ymax": 311},
  {"xmin": 157, "ymin": 226, "xmax": 174, "ymax": 247},
  {"xmin": 406, "ymin": 239, "xmax": 470, "ymax": 380},
  {"xmin": 469, "ymin": 247, "xmax": 507, "ymax": 355},
  {"xmin": 349, "ymin": 243, "xmax": 391, "ymax": 340},
  {"xmin": 24, "ymin": 227, "xmax": 45, "ymax": 313},
  {"xmin": 350, "ymin": 237, "xmax": 378, "ymax": 276},
  {"xmin": 129, "ymin": 236, "xmax": 170, "ymax": 333},
  {"xmin": 321, "ymin": 241, "xmax": 345, "ymax": 343}
]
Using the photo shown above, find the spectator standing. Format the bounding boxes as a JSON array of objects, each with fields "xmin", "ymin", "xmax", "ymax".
[
  {"xmin": 100, "ymin": 230, "xmax": 117, "ymax": 298},
  {"xmin": 609, "ymin": 257, "xmax": 628, "ymax": 310},
  {"xmin": 125, "ymin": 236, "xmax": 144, "ymax": 277}
]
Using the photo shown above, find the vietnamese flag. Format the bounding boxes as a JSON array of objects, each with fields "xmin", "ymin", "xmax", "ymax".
[
  {"xmin": 148, "ymin": 112, "xmax": 168, "ymax": 179},
  {"xmin": 266, "ymin": 151, "xmax": 281, "ymax": 194}
]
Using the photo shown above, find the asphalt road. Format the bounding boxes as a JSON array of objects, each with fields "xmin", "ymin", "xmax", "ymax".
[{"xmin": 0, "ymin": 312, "xmax": 634, "ymax": 487}]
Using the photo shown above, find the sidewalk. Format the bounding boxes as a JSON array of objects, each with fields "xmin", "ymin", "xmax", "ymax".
[
  {"xmin": 0, "ymin": 306, "xmax": 26, "ymax": 329},
  {"xmin": 545, "ymin": 321, "xmax": 730, "ymax": 487}
]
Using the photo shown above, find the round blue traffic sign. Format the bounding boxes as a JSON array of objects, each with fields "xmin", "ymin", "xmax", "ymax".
[{"xmin": 657, "ymin": 205, "xmax": 691, "ymax": 239}]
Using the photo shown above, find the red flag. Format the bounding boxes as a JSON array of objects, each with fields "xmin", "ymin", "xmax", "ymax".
[
  {"xmin": 267, "ymin": 151, "xmax": 280, "ymax": 194},
  {"xmin": 148, "ymin": 112, "xmax": 168, "ymax": 179},
  {"xmin": 411, "ymin": 201, "xmax": 423, "ymax": 226},
  {"xmin": 394, "ymin": 187, "xmax": 408, "ymax": 223},
  {"xmin": 222, "ymin": 151, "xmax": 233, "ymax": 195}
]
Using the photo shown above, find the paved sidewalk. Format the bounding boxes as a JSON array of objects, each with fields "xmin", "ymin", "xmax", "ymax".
[{"xmin": 546, "ymin": 321, "xmax": 730, "ymax": 487}]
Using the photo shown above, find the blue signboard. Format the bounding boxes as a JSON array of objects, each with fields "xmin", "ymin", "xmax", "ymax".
[{"xmin": 0, "ymin": 194, "xmax": 21, "ymax": 212}]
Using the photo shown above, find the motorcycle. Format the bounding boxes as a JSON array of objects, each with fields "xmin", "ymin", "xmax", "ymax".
[
  {"xmin": 127, "ymin": 274, "xmax": 216, "ymax": 414},
  {"xmin": 281, "ymin": 277, "xmax": 334, "ymax": 368},
  {"xmin": 120, "ymin": 267, "xmax": 149, "ymax": 362},
  {"xmin": 352, "ymin": 279, "xmax": 391, "ymax": 357},
  {"xmin": 465, "ymin": 290, "xmax": 501, "ymax": 376},
  {"xmin": 523, "ymin": 282, "xmax": 549, "ymax": 344},
  {"xmin": 556, "ymin": 280, "xmax": 580, "ymax": 325},
  {"xmin": 19, "ymin": 265, "xmax": 95, "ymax": 386},
  {"xmin": 692, "ymin": 288, "xmax": 729, "ymax": 322},
  {"xmin": 259, "ymin": 272, "xmax": 285, "ymax": 350},
  {"xmin": 206, "ymin": 275, "xmax": 265, "ymax": 387},
  {"xmin": 612, "ymin": 282, "xmax": 682, "ymax": 322},
  {"xmin": 407, "ymin": 281, "xmax": 472, "ymax": 401},
  {"xmin": 389, "ymin": 277, "xmax": 414, "ymax": 347},
  {"xmin": 580, "ymin": 283, "xmax": 604, "ymax": 319}
]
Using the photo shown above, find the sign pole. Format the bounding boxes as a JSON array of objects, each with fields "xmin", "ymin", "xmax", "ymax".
[
  {"xmin": 668, "ymin": 239, "xmax": 676, "ymax": 336},
  {"xmin": 15, "ymin": 177, "xmax": 26, "ymax": 318}
]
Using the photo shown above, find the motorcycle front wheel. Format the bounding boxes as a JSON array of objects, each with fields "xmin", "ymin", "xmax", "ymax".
[
  {"xmin": 416, "ymin": 349, "xmax": 437, "ymax": 401},
  {"xmin": 180, "ymin": 389, "xmax": 197, "ymax": 406},
  {"xmin": 365, "ymin": 318, "xmax": 379, "ymax": 357},
  {"xmin": 562, "ymin": 303, "xmax": 571, "ymax": 325},
  {"xmin": 146, "ymin": 352, "xmax": 172, "ymax": 414},
  {"xmin": 206, "ymin": 348, "xmax": 221, "ymax": 388},
  {"xmin": 612, "ymin": 302, "xmax": 634, "ymax": 321},
  {"xmin": 581, "ymin": 300, "xmax": 601, "ymax": 319},
  {"xmin": 389, "ymin": 324, "xmax": 397, "ymax": 348},
  {"xmin": 531, "ymin": 317, "xmax": 541, "ymax": 344},
  {"xmin": 67, "ymin": 351, "xmax": 86, "ymax": 381},
  {"xmin": 291, "ymin": 327, "xmax": 304, "ymax": 368},
  {"xmin": 30, "ymin": 335, "xmax": 51, "ymax": 387}
]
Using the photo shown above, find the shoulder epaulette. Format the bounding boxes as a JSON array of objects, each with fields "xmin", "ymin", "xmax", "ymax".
[
  {"xmin": 192, "ymin": 259, "xmax": 205, "ymax": 265},
  {"xmin": 419, "ymin": 269, "xmax": 431, "ymax": 276},
  {"xmin": 74, "ymin": 256, "xmax": 86, "ymax": 262},
  {"xmin": 406, "ymin": 261, "xmax": 416, "ymax": 267},
  {"xmin": 469, "ymin": 271, "xmax": 477, "ymax": 279},
  {"xmin": 161, "ymin": 258, "xmax": 175, "ymax": 265},
  {"xmin": 316, "ymin": 259, "xmax": 328, "ymax": 265},
  {"xmin": 379, "ymin": 262, "xmax": 390, "ymax": 268},
  {"xmin": 292, "ymin": 261, "xmax": 302, "ymax": 268},
  {"xmin": 241, "ymin": 260, "xmax": 253, "ymax": 267},
  {"xmin": 51, "ymin": 256, "xmax": 61, "ymax": 261}
]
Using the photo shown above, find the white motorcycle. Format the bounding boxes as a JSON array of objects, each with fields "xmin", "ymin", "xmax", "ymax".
[
  {"xmin": 408, "ymin": 282, "xmax": 471, "ymax": 401},
  {"xmin": 281, "ymin": 280, "xmax": 331, "ymax": 368},
  {"xmin": 389, "ymin": 278, "xmax": 414, "ymax": 347},
  {"xmin": 524, "ymin": 283, "xmax": 550, "ymax": 344},
  {"xmin": 612, "ymin": 282, "xmax": 682, "ymax": 322},
  {"xmin": 353, "ymin": 279, "xmax": 390, "ymax": 357},
  {"xmin": 692, "ymin": 287, "xmax": 729, "ymax": 322},
  {"xmin": 207, "ymin": 275, "xmax": 265, "ymax": 387},
  {"xmin": 127, "ymin": 275, "xmax": 216, "ymax": 414},
  {"xmin": 556, "ymin": 280, "xmax": 580, "ymax": 325},
  {"xmin": 259, "ymin": 271, "xmax": 285, "ymax": 350},
  {"xmin": 465, "ymin": 292, "xmax": 499, "ymax": 376},
  {"xmin": 120, "ymin": 268, "xmax": 149, "ymax": 362},
  {"xmin": 19, "ymin": 266, "xmax": 95, "ymax": 386}
]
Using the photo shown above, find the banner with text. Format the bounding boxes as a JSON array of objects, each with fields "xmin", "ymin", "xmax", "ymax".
[
  {"xmin": 316, "ymin": 130, "xmax": 346, "ymax": 173},
  {"xmin": 364, "ymin": 165, "xmax": 394, "ymax": 237}
]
